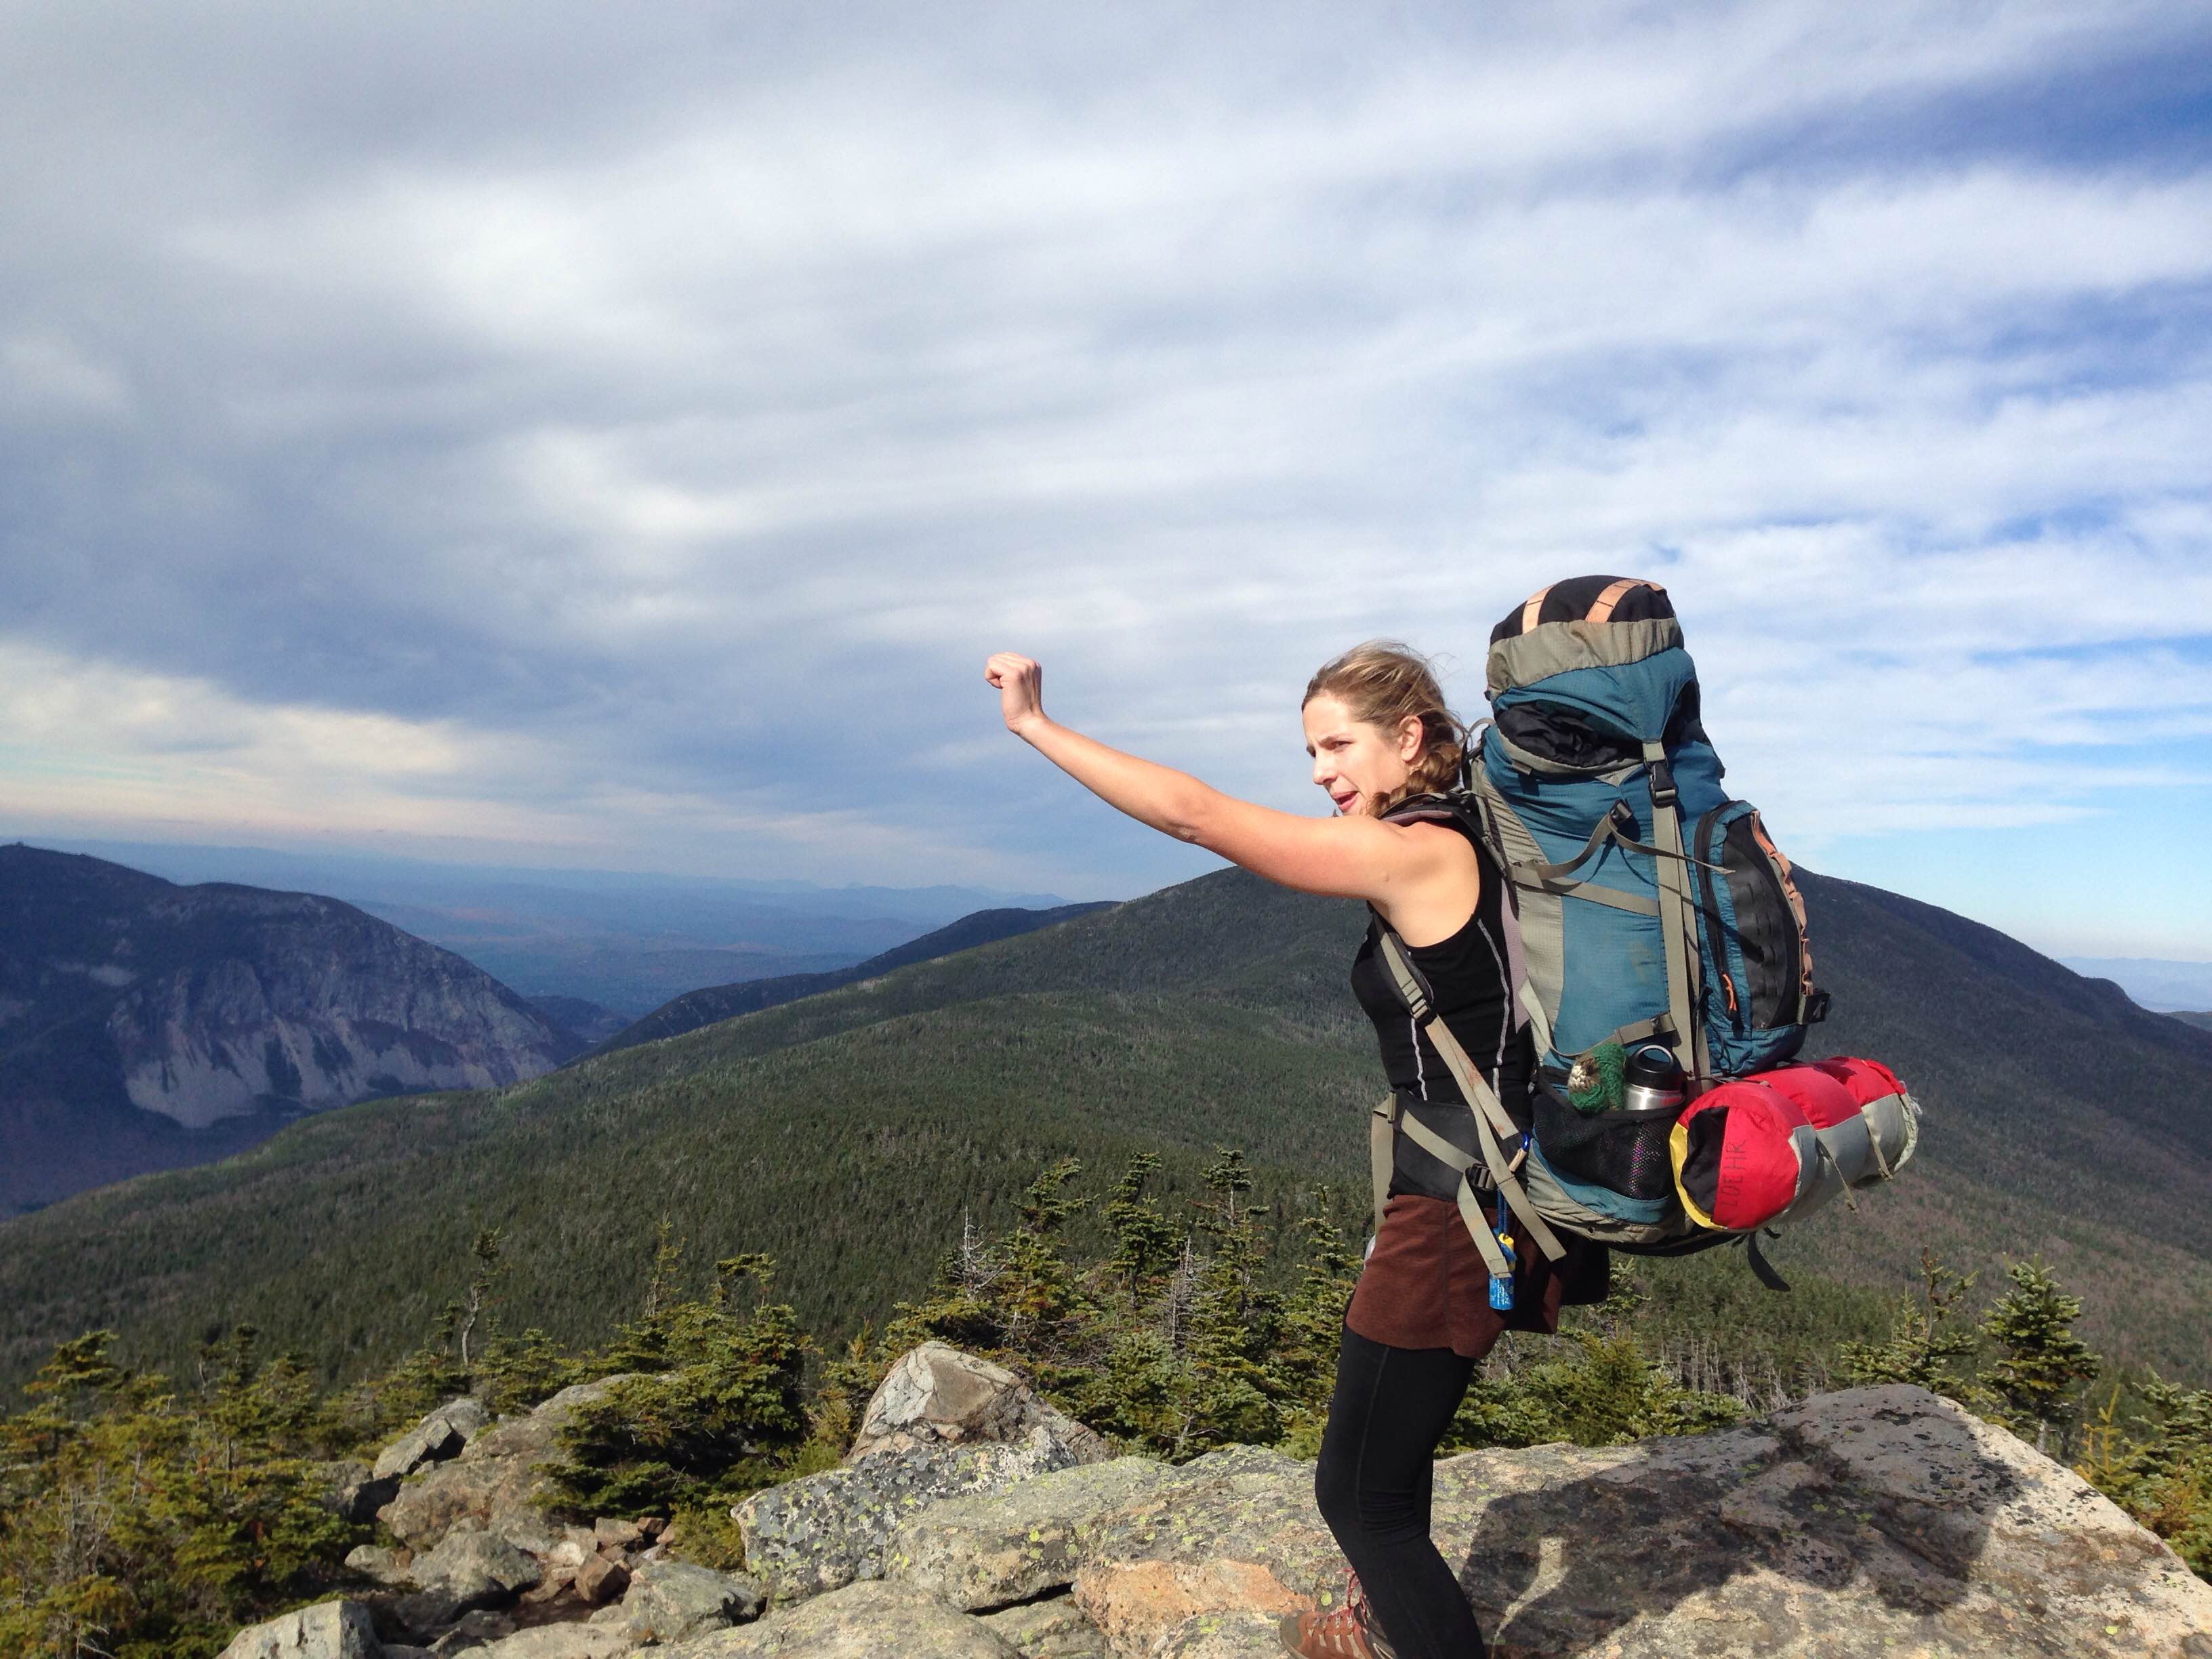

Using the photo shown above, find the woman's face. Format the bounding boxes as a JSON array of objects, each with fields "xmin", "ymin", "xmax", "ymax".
[{"xmin": 1303, "ymin": 694, "xmax": 1420, "ymax": 817}]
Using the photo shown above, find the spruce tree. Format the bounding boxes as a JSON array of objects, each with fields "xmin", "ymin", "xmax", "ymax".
[
  {"xmin": 1838, "ymin": 1252, "xmax": 1985, "ymax": 1404},
  {"xmin": 1978, "ymin": 1259, "xmax": 2100, "ymax": 1454}
]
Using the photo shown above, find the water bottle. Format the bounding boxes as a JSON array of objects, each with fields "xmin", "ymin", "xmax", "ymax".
[{"xmin": 1620, "ymin": 1045, "xmax": 1687, "ymax": 1115}]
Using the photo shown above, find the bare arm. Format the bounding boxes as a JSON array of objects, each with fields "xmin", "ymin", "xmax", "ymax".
[{"xmin": 984, "ymin": 653, "xmax": 1469, "ymax": 917}]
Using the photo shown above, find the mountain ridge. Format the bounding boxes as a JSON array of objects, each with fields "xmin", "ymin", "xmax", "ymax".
[
  {"xmin": 0, "ymin": 844, "xmax": 580, "ymax": 1212},
  {"xmin": 592, "ymin": 901, "xmax": 1116, "ymax": 1055},
  {"xmin": 3, "ymin": 861, "xmax": 2208, "ymax": 1396}
]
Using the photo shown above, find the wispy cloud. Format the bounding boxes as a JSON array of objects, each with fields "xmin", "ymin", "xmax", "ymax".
[{"xmin": 2, "ymin": 0, "xmax": 2207, "ymax": 942}]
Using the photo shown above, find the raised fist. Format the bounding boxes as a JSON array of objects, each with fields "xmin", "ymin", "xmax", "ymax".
[{"xmin": 984, "ymin": 652, "xmax": 1046, "ymax": 733}]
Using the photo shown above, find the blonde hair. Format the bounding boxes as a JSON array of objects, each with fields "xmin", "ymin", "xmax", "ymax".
[{"xmin": 1303, "ymin": 640, "xmax": 1468, "ymax": 816}]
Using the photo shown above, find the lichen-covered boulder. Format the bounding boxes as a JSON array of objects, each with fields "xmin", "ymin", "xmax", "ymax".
[
  {"xmin": 1065, "ymin": 1389, "xmax": 2212, "ymax": 1658},
  {"xmin": 850, "ymin": 1343, "xmax": 1112, "ymax": 1465},
  {"xmin": 734, "ymin": 1425, "xmax": 1096, "ymax": 1603},
  {"xmin": 375, "ymin": 1397, "xmax": 491, "ymax": 1481},
  {"xmin": 975, "ymin": 1595, "xmax": 1112, "ymax": 1659},
  {"xmin": 380, "ymin": 1376, "xmax": 637, "ymax": 1551},
  {"xmin": 621, "ymin": 1559, "xmax": 766, "ymax": 1643},
  {"xmin": 216, "ymin": 1600, "xmax": 382, "ymax": 1659},
  {"xmin": 663, "ymin": 1578, "xmax": 1020, "ymax": 1657},
  {"xmin": 886, "ymin": 1455, "xmax": 1190, "ymax": 1611},
  {"xmin": 1067, "ymin": 1441, "xmax": 1345, "ymax": 1654}
]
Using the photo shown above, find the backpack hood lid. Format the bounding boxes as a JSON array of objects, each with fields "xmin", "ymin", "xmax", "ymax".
[
  {"xmin": 1487, "ymin": 617, "xmax": 1685, "ymax": 699},
  {"xmin": 1490, "ymin": 647, "xmax": 1698, "ymax": 745}
]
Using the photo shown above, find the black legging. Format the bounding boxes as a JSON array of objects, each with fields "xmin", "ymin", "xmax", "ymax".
[{"xmin": 1313, "ymin": 1322, "xmax": 1486, "ymax": 1658}]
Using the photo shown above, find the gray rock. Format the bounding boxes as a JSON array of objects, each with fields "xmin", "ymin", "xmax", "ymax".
[
  {"xmin": 734, "ymin": 1425, "xmax": 1097, "ymax": 1603},
  {"xmin": 1063, "ymin": 1388, "xmax": 2212, "ymax": 1659},
  {"xmin": 495, "ymin": 1509, "xmax": 567, "ymax": 1560},
  {"xmin": 573, "ymin": 1553, "xmax": 629, "ymax": 1604},
  {"xmin": 662, "ymin": 1578, "xmax": 1021, "ymax": 1658},
  {"xmin": 377, "ymin": 1397, "xmax": 491, "ymax": 1481},
  {"xmin": 543, "ymin": 1526, "xmax": 600, "ymax": 1569},
  {"xmin": 411, "ymin": 1529, "xmax": 544, "ymax": 1607},
  {"xmin": 428, "ymin": 1609, "xmax": 516, "ymax": 1656},
  {"xmin": 332, "ymin": 1465, "xmax": 403, "ymax": 1525},
  {"xmin": 975, "ymin": 1594, "xmax": 1113, "ymax": 1659},
  {"xmin": 622, "ymin": 1558, "xmax": 766, "ymax": 1644},
  {"xmin": 520, "ymin": 1564, "xmax": 577, "ymax": 1606},
  {"xmin": 594, "ymin": 1517, "xmax": 646, "ymax": 1549},
  {"xmin": 382, "ymin": 1377, "xmax": 638, "ymax": 1551},
  {"xmin": 475, "ymin": 1625, "xmax": 638, "ymax": 1659},
  {"xmin": 217, "ymin": 1600, "xmax": 382, "ymax": 1659},
  {"xmin": 849, "ymin": 1343, "xmax": 1112, "ymax": 1465},
  {"xmin": 886, "ymin": 1455, "xmax": 1191, "ymax": 1610},
  {"xmin": 344, "ymin": 1542, "xmax": 413, "ymax": 1586},
  {"xmin": 384, "ymin": 1591, "xmax": 466, "ymax": 1641}
]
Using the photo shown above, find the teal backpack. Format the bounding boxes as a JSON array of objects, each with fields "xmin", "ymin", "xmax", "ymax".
[{"xmin": 1363, "ymin": 576, "xmax": 1879, "ymax": 1288}]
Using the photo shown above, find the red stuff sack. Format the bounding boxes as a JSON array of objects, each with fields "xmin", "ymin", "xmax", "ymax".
[
  {"xmin": 1673, "ymin": 1057, "xmax": 1921, "ymax": 1231},
  {"xmin": 1758, "ymin": 1061, "xmax": 1863, "ymax": 1128},
  {"xmin": 1668, "ymin": 1079, "xmax": 1820, "ymax": 1232}
]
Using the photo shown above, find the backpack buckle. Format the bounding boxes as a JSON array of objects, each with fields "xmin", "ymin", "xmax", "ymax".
[{"xmin": 1647, "ymin": 757, "xmax": 1678, "ymax": 808}]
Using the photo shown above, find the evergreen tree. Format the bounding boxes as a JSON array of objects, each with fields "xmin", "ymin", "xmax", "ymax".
[
  {"xmin": 2076, "ymin": 1377, "xmax": 2212, "ymax": 1576},
  {"xmin": 1838, "ymin": 1252, "xmax": 1986, "ymax": 1404},
  {"xmin": 1978, "ymin": 1259, "xmax": 2100, "ymax": 1454},
  {"xmin": 544, "ymin": 1252, "xmax": 813, "ymax": 1519}
]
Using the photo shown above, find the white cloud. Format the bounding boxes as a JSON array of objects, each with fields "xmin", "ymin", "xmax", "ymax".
[{"xmin": 1, "ymin": 0, "xmax": 2207, "ymax": 925}]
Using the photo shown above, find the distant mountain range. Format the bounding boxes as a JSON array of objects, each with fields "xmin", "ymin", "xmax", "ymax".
[
  {"xmin": 22, "ymin": 838, "xmax": 1082, "ymax": 1015},
  {"xmin": 525, "ymin": 996, "xmax": 632, "ymax": 1048},
  {"xmin": 2060, "ymin": 956, "xmax": 2212, "ymax": 1013},
  {"xmin": 592, "ymin": 903, "xmax": 1113, "ymax": 1055},
  {"xmin": 0, "ymin": 844, "xmax": 579, "ymax": 1213},
  {"xmin": 6, "ymin": 859, "xmax": 2208, "ymax": 1399}
]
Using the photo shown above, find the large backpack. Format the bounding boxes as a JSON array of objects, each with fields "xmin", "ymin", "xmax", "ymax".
[{"xmin": 1362, "ymin": 576, "xmax": 1914, "ymax": 1288}]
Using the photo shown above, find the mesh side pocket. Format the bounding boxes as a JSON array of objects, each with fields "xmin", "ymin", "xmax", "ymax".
[{"xmin": 1532, "ymin": 1082, "xmax": 1681, "ymax": 1202}]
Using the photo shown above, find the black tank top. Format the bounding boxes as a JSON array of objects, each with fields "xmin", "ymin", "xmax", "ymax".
[{"xmin": 1349, "ymin": 815, "xmax": 1534, "ymax": 1199}]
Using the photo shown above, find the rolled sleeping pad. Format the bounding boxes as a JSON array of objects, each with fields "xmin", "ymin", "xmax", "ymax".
[
  {"xmin": 1809, "ymin": 1054, "xmax": 1920, "ymax": 1179},
  {"xmin": 1742, "ymin": 1057, "xmax": 1923, "ymax": 1225},
  {"xmin": 1669, "ymin": 1078, "xmax": 1820, "ymax": 1231},
  {"xmin": 1755, "ymin": 1063, "xmax": 1865, "ymax": 1222}
]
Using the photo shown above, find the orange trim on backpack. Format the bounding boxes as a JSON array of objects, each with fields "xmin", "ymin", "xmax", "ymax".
[
  {"xmin": 1517, "ymin": 586, "xmax": 1553, "ymax": 634},
  {"xmin": 1586, "ymin": 577, "xmax": 1656, "ymax": 624}
]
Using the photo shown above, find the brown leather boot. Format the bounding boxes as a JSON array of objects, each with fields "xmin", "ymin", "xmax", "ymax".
[{"xmin": 1275, "ymin": 1575, "xmax": 1398, "ymax": 1659}]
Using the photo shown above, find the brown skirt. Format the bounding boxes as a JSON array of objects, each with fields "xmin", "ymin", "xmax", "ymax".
[{"xmin": 1345, "ymin": 1193, "xmax": 1613, "ymax": 1359}]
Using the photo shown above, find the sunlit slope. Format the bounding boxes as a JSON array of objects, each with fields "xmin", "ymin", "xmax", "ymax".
[
  {"xmin": 0, "ymin": 991, "xmax": 1380, "ymax": 1391},
  {"xmin": 5, "ymin": 864, "xmax": 2209, "ymax": 1395}
]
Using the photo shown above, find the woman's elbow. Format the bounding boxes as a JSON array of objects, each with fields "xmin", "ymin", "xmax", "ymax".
[{"xmin": 1162, "ymin": 788, "xmax": 1220, "ymax": 845}]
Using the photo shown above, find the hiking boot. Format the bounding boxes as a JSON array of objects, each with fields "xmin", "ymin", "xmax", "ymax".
[{"xmin": 1275, "ymin": 1574, "xmax": 1397, "ymax": 1659}]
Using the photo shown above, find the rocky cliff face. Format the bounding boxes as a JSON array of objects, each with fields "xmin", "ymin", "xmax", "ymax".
[
  {"xmin": 1, "ymin": 844, "xmax": 577, "ymax": 1208},
  {"xmin": 222, "ymin": 1342, "xmax": 2212, "ymax": 1659}
]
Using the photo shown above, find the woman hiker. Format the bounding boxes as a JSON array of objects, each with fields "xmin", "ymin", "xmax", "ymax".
[{"xmin": 984, "ymin": 641, "xmax": 1609, "ymax": 1659}]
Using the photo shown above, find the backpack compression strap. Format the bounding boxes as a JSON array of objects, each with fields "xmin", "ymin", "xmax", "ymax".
[
  {"xmin": 1371, "ymin": 921, "xmax": 1568, "ymax": 1267},
  {"xmin": 1639, "ymin": 740, "xmax": 1712, "ymax": 1082}
]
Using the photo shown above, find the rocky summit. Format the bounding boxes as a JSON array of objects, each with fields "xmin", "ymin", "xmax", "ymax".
[{"xmin": 218, "ymin": 1342, "xmax": 2212, "ymax": 1659}]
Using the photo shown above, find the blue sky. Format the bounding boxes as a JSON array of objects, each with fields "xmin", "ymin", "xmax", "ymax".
[{"xmin": 2, "ymin": 1, "xmax": 2209, "ymax": 959}]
